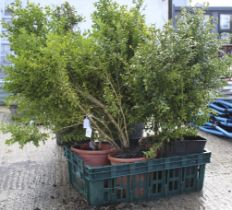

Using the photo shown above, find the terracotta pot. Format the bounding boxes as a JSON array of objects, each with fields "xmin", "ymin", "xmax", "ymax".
[
  {"xmin": 108, "ymin": 153, "xmax": 146, "ymax": 197},
  {"xmin": 108, "ymin": 154, "xmax": 145, "ymax": 165},
  {"xmin": 71, "ymin": 143, "xmax": 116, "ymax": 166}
]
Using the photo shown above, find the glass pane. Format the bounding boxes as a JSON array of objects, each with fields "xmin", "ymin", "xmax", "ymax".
[
  {"xmin": 221, "ymin": 32, "xmax": 230, "ymax": 40},
  {"xmin": 220, "ymin": 14, "xmax": 231, "ymax": 30}
]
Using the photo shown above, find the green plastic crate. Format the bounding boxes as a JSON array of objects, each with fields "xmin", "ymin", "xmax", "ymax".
[{"xmin": 64, "ymin": 147, "xmax": 211, "ymax": 206}]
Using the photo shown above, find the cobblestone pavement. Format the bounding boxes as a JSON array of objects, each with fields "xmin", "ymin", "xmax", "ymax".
[{"xmin": 1, "ymin": 107, "xmax": 232, "ymax": 210}]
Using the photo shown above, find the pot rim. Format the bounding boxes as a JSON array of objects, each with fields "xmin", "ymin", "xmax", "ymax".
[
  {"xmin": 71, "ymin": 143, "xmax": 116, "ymax": 155},
  {"xmin": 108, "ymin": 153, "xmax": 145, "ymax": 163}
]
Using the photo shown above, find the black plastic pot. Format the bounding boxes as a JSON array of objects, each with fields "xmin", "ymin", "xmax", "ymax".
[
  {"xmin": 56, "ymin": 132, "xmax": 64, "ymax": 146},
  {"xmin": 162, "ymin": 136, "xmax": 207, "ymax": 157},
  {"xmin": 128, "ymin": 123, "xmax": 144, "ymax": 146}
]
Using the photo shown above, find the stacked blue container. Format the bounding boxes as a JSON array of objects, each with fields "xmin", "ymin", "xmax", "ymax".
[{"xmin": 200, "ymin": 81, "xmax": 232, "ymax": 138}]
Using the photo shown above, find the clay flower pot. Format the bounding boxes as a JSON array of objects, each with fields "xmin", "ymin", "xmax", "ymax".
[
  {"xmin": 108, "ymin": 154, "xmax": 145, "ymax": 165},
  {"xmin": 71, "ymin": 142, "xmax": 116, "ymax": 166},
  {"xmin": 108, "ymin": 153, "xmax": 146, "ymax": 197}
]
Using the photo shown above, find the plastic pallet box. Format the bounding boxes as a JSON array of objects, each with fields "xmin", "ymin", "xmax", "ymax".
[{"xmin": 64, "ymin": 147, "xmax": 211, "ymax": 206}]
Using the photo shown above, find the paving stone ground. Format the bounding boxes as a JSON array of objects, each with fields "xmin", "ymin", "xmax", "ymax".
[{"xmin": 0, "ymin": 106, "xmax": 232, "ymax": 210}]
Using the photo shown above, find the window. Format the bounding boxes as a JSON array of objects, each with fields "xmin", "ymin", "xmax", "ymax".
[
  {"xmin": 220, "ymin": 32, "xmax": 231, "ymax": 40},
  {"xmin": 220, "ymin": 14, "xmax": 231, "ymax": 30}
]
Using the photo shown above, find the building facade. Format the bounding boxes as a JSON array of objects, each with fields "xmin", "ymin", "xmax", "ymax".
[
  {"xmin": 0, "ymin": 0, "xmax": 14, "ymax": 104},
  {"xmin": 0, "ymin": 0, "xmax": 13, "ymax": 79},
  {"xmin": 173, "ymin": 5, "xmax": 232, "ymax": 42}
]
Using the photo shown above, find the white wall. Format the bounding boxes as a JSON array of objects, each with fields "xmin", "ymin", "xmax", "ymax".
[
  {"xmin": 146, "ymin": 0, "xmax": 169, "ymax": 29},
  {"xmin": 173, "ymin": 0, "xmax": 189, "ymax": 6}
]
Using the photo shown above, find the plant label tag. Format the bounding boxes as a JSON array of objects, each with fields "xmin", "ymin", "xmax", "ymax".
[
  {"xmin": 83, "ymin": 118, "xmax": 90, "ymax": 129},
  {"xmin": 85, "ymin": 127, "xmax": 92, "ymax": 138}
]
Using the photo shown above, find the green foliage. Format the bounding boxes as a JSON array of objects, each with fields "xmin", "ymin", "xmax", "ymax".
[
  {"xmin": 1, "ymin": 123, "xmax": 48, "ymax": 148},
  {"xmin": 2, "ymin": 1, "xmax": 86, "ymax": 146},
  {"xmin": 143, "ymin": 148, "xmax": 156, "ymax": 159},
  {"xmin": 1, "ymin": 1, "xmax": 231, "ymax": 150},
  {"xmin": 2, "ymin": 0, "xmax": 150, "ymax": 148},
  {"xmin": 87, "ymin": 0, "xmax": 151, "ymax": 147},
  {"xmin": 128, "ymin": 7, "xmax": 231, "ymax": 139},
  {"xmin": 142, "ymin": 135, "xmax": 163, "ymax": 159},
  {"xmin": 52, "ymin": 2, "xmax": 83, "ymax": 33},
  {"xmin": 143, "ymin": 143, "xmax": 161, "ymax": 159},
  {"xmin": 56, "ymin": 124, "xmax": 87, "ymax": 143}
]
